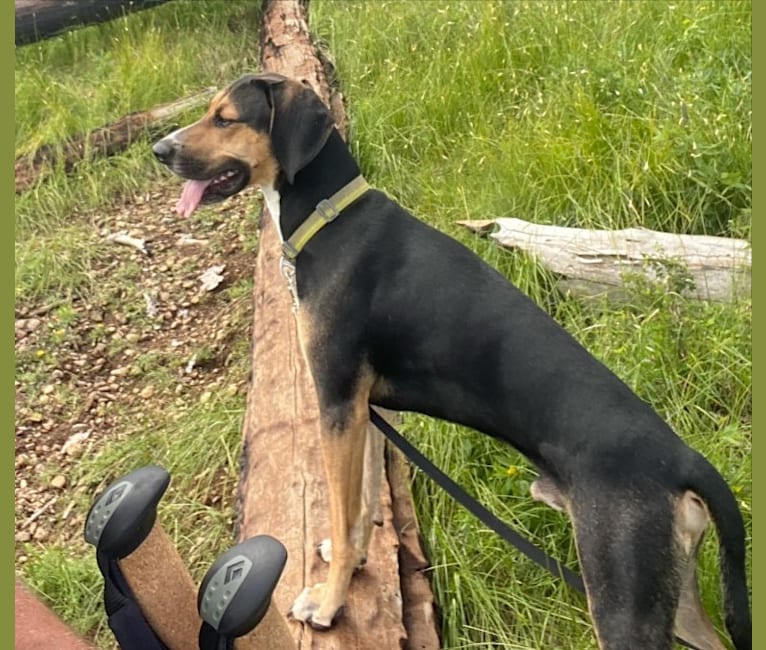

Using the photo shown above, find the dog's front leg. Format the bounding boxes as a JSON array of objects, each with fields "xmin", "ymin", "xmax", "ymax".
[
  {"xmin": 291, "ymin": 398, "xmax": 369, "ymax": 630},
  {"xmin": 317, "ymin": 421, "xmax": 384, "ymax": 567}
]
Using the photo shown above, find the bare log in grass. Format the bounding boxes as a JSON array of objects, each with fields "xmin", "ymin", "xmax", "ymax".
[
  {"xmin": 15, "ymin": 88, "xmax": 215, "ymax": 194},
  {"xmin": 15, "ymin": 0, "xmax": 171, "ymax": 46},
  {"xmin": 460, "ymin": 218, "xmax": 751, "ymax": 303}
]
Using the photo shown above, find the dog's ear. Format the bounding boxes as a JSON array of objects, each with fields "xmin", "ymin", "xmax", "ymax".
[{"xmin": 252, "ymin": 75, "xmax": 336, "ymax": 184}]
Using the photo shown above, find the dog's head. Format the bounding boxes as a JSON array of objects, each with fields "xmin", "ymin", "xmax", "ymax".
[{"xmin": 153, "ymin": 73, "xmax": 336, "ymax": 217}]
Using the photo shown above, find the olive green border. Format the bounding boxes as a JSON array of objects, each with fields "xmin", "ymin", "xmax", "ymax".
[
  {"xmin": 7, "ymin": 1, "xmax": 19, "ymax": 646},
  {"xmin": 750, "ymin": 1, "xmax": 759, "ymax": 646}
]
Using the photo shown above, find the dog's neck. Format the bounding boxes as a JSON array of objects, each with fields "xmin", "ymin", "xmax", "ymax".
[{"xmin": 270, "ymin": 129, "xmax": 362, "ymax": 242}]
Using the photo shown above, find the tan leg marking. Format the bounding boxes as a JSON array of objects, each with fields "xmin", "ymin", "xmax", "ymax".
[
  {"xmin": 318, "ymin": 422, "xmax": 384, "ymax": 566},
  {"xmin": 673, "ymin": 491, "xmax": 726, "ymax": 650}
]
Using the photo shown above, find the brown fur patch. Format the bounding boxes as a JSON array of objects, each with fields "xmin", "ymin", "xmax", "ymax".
[
  {"xmin": 674, "ymin": 490, "xmax": 710, "ymax": 556},
  {"xmin": 169, "ymin": 88, "xmax": 280, "ymax": 188},
  {"xmin": 672, "ymin": 492, "xmax": 724, "ymax": 649}
]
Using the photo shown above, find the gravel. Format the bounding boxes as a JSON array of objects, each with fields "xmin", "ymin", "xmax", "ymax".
[{"xmin": 15, "ymin": 181, "xmax": 261, "ymax": 560}]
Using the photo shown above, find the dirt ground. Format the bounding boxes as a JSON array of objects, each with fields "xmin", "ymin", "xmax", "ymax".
[{"xmin": 15, "ymin": 180, "xmax": 261, "ymax": 560}]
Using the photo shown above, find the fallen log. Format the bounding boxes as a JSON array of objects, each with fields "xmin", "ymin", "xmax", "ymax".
[
  {"xmin": 15, "ymin": 0, "xmax": 171, "ymax": 47},
  {"xmin": 459, "ymin": 218, "xmax": 751, "ymax": 303},
  {"xmin": 237, "ymin": 1, "xmax": 437, "ymax": 648},
  {"xmin": 15, "ymin": 88, "xmax": 215, "ymax": 194}
]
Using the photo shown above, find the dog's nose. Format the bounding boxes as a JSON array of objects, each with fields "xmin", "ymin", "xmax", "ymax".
[{"xmin": 152, "ymin": 139, "xmax": 175, "ymax": 164}]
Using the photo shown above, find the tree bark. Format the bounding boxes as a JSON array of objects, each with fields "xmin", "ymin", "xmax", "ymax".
[
  {"xmin": 15, "ymin": 0, "xmax": 172, "ymax": 46},
  {"xmin": 15, "ymin": 88, "xmax": 215, "ymax": 194},
  {"xmin": 237, "ymin": 1, "xmax": 437, "ymax": 648},
  {"xmin": 459, "ymin": 218, "xmax": 751, "ymax": 303}
]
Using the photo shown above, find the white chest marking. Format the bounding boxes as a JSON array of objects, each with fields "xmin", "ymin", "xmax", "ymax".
[
  {"xmin": 260, "ymin": 185, "xmax": 283, "ymax": 242},
  {"xmin": 260, "ymin": 185, "xmax": 299, "ymax": 310}
]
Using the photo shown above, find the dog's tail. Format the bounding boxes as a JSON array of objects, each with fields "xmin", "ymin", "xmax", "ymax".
[{"xmin": 686, "ymin": 450, "xmax": 751, "ymax": 650}]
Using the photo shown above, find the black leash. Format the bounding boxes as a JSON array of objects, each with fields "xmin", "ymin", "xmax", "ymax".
[
  {"xmin": 369, "ymin": 407, "xmax": 701, "ymax": 650},
  {"xmin": 369, "ymin": 407, "xmax": 585, "ymax": 593}
]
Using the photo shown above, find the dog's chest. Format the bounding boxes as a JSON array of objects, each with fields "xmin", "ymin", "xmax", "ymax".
[{"xmin": 260, "ymin": 185, "xmax": 300, "ymax": 309}]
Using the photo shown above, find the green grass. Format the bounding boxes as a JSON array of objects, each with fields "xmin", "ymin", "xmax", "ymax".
[
  {"xmin": 314, "ymin": 0, "xmax": 751, "ymax": 238},
  {"xmin": 15, "ymin": 1, "xmax": 750, "ymax": 648}
]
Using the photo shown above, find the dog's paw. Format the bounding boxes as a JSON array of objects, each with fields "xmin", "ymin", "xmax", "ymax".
[
  {"xmin": 289, "ymin": 584, "xmax": 342, "ymax": 630},
  {"xmin": 317, "ymin": 538, "xmax": 333, "ymax": 564},
  {"xmin": 316, "ymin": 539, "xmax": 367, "ymax": 570}
]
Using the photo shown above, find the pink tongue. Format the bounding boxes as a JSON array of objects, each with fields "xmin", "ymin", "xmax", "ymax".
[{"xmin": 175, "ymin": 179, "xmax": 213, "ymax": 218}]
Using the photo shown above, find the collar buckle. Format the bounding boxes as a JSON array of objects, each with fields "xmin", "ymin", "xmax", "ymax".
[{"xmin": 315, "ymin": 199, "xmax": 340, "ymax": 223}]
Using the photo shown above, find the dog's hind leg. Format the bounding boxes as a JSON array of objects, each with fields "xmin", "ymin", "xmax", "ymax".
[
  {"xmin": 364, "ymin": 422, "xmax": 385, "ymax": 527},
  {"xmin": 672, "ymin": 491, "xmax": 726, "ymax": 650},
  {"xmin": 568, "ymin": 487, "xmax": 681, "ymax": 650},
  {"xmin": 317, "ymin": 421, "xmax": 384, "ymax": 567}
]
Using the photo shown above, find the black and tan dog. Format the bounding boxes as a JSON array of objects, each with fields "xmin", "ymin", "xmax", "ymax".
[{"xmin": 153, "ymin": 73, "xmax": 751, "ymax": 650}]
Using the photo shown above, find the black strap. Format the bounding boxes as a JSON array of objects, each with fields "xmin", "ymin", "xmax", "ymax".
[
  {"xmin": 198, "ymin": 622, "xmax": 234, "ymax": 650},
  {"xmin": 369, "ymin": 407, "xmax": 701, "ymax": 650},
  {"xmin": 96, "ymin": 551, "xmax": 168, "ymax": 650}
]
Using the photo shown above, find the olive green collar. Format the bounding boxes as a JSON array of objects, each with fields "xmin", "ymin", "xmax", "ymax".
[{"xmin": 281, "ymin": 175, "xmax": 370, "ymax": 262}]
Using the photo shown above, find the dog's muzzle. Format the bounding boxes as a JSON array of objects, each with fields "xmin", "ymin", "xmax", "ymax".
[{"xmin": 152, "ymin": 138, "xmax": 176, "ymax": 165}]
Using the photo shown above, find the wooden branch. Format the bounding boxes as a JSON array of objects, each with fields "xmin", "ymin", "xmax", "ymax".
[
  {"xmin": 237, "ymin": 1, "xmax": 437, "ymax": 648},
  {"xmin": 15, "ymin": 0, "xmax": 172, "ymax": 46},
  {"xmin": 459, "ymin": 218, "xmax": 751, "ymax": 303},
  {"xmin": 15, "ymin": 88, "xmax": 215, "ymax": 194}
]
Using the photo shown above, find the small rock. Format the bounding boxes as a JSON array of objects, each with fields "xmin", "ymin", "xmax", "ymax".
[
  {"xmin": 15, "ymin": 531, "xmax": 31, "ymax": 543},
  {"xmin": 33, "ymin": 527, "xmax": 49, "ymax": 542},
  {"xmin": 25, "ymin": 318, "xmax": 43, "ymax": 333},
  {"xmin": 139, "ymin": 385, "xmax": 155, "ymax": 399},
  {"xmin": 50, "ymin": 475, "xmax": 67, "ymax": 489},
  {"xmin": 62, "ymin": 431, "xmax": 90, "ymax": 456}
]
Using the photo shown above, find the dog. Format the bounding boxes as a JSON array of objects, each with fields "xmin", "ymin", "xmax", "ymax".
[{"xmin": 153, "ymin": 73, "xmax": 751, "ymax": 650}]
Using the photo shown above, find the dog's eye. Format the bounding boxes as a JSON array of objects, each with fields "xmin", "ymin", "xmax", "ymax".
[{"xmin": 213, "ymin": 113, "xmax": 234, "ymax": 128}]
